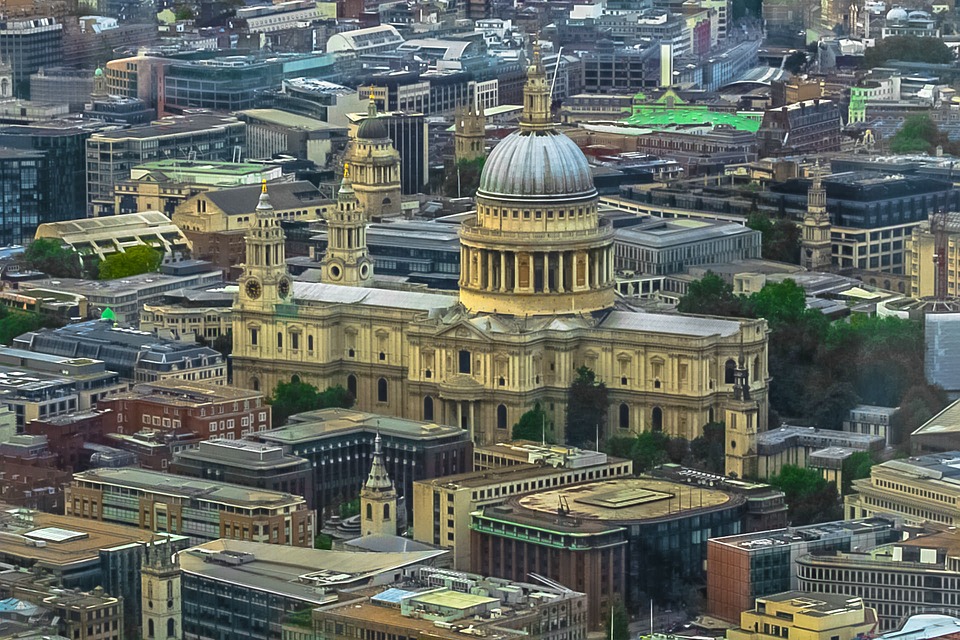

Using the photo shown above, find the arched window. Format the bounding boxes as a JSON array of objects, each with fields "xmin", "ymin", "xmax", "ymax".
[
  {"xmin": 308, "ymin": 335, "xmax": 314, "ymax": 351},
  {"xmin": 250, "ymin": 377, "xmax": 260, "ymax": 392},
  {"xmin": 277, "ymin": 332, "xmax": 283, "ymax": 349},
  {"xmin": 724, "ymin": 359, "xmax": 736, "ymax": 384},
  {"xmin": 167, "ymin": 620, "xmax": 175, "ymax": 637},
  {"xmin": 347, "ymin": 374, "xmax": 357, "ymax": 398},
  {"xmin": 167, "ymin": 581, "xmax": 173, "ymax": 600},
  {"xmin": 377, "ymin": 378, "xmax": 388, "ymax": 403},
  {"xmin": 291, "ymin": 374, "xmax": 301, "ymax": 384},
  {"xmin": 384, "ymin": 504, "xmax": 391, "ymax": 520},
  {"xmin": 753, "ymin": 357, "xmax": 760, "ymax": 382},
  {"xmin": 497, "ymin": 404, "xmax": 507, "ymax": 430},
  {"xmin": 366, "ymin": 503, "xmax": 373, "ymax": 520},
  {"xmin": 423, "ymin": 396, "xmax": 434, "ymax": 421},
  {"xmin": 148, "ymin": 620, "xmax": 155, "ymax": 639},
  {"xmin": 619, "ymin": 403, "xmax": 630, "ymax": 430},
  {"xmin": 652, "ymin": 407, "xmax": 663, "ymax": 432}
]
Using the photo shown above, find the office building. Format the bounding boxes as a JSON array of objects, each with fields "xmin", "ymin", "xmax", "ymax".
[
  {"xmin": 34, "ymin": 211, "xmax": 191, "ymax": 263},
  {"xmin": 753, "ymin": 426, "xmax": 885, "ymax": 482},
  {"xmin": 139, "ymin": 283, "xmax": 235, "ymax": 341},
  {"xmin": 726, "ymin": 592, "xmax": 878, "ymax": 640},
  {"xmin": 13, "ymin": 319, "xmax": 226, "ymax": 384},
  {"xmin": 254, "ymin": 409, "xmax": 471, "ymax": 520},
  {"xmin": 236, "ymin": 109, "xmax": 347, "ymax": 168},
  {"xmin": 472, "ymin": 476, "xmax": 747, "ymax": 628},
  {"xmin": 28, "ymin": 67, "xmax": 93, "ymax": 112},
  {"xmin": 0, "ymin": 147, "xmax": 46, "ymax": 246},
  {"xmin": 0, "ymin": 436, "xmax": 71, "ymax": 510},
  {"xmin": 797, "ymin": 529, "xmax": 960, "ymax": 630},
  {"xmin": 0, "ymin": 19, "xmax": 63, "ymax": 99},
  {"xmin": 163, "ymin": 58, "xmax": 280, "ymax": 114},
  {"xmin": 614, "ymin": 218, "xmax": 762, "ymax": 276},
  {"xmin": 845, "ymin": 452, "xmax": 960, "ymax": 525},
  {"xmin": 170, "ymin": 439, "xmax": 312, "ymax": 508},
  {"xmin": 19, "ymin": 265, "xmax": 224, "ymax": 326},
  {"xmin": 310, "ymin": 566, "xmax": 588, "ymax": 640},
  {"xmin": 843, "ymin": 405, "xmax": 898, "ymax": 445},
  {"xmin": 66, "ymin": 467, "xmax": 314, "ymax": 546},
  {"xmin": 99, "ymin": 379, "xmax": 269, "ymax": 444},
  {"xmin": 0, "ymin": 507, "xmax": 188, "ymax": 638},
  {"xmin": 114, "ymin": 160, "xmax": 281, "ymax": 216},
  {"xmin": 179, "ymin": 539, "xmax": 447, "ymax": 640},
  {"xmin": 706, "ymin": 516, "xmax": 903, "ymax": 623},
  {"xmin": 85, "ymin": 114, "xmax": 246, "ymax": 216},
  {"xmin": 413, "ymin": 444, "xmax": 632, "ymax": 569},
  {"xmin": 906, "ymin": 213, "xmax": 960, "ymax": 298},
  {"xmin": 325, "ymin": 25, "xmax": 405, "ymax": 58},
  {"xmin": 0, "ymin": 120, "xmax": 106, "ymax": 223},
  {"xmin": 103, "ymin": 55, "xmax": 169, "ymax": 107},
  {"xmin": 757, "ymin": 100, "xmax": 842, "ymax": 157},
  {"xmin": 86, "ymin": 96, "xmax": 154, "ymax": 126}
]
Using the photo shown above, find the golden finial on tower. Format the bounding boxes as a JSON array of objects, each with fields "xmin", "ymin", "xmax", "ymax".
[
  {"xmin": 369, "ymin": 86, "xmax": 375, "ymax": 101},
  {"xmin": 261, "ymin": 178, "xmax": 267, "ymax": 194},
  {"xmin": 343, "ymin": 162, "xmax": 350, "ymax": 179}
]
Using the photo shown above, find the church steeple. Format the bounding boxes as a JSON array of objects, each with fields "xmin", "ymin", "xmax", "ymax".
[
  {"xmin": 321, "ymin": 163, "xmax": 374, "ymax": 286},
  {"xmin": 239, "ymin": 181, "xmax": 293, "ymax": 307},
  {"xmin": 725, "ymin": 340, "xmax": 760, "ymax": 479},
  {"xmin": 802, "ymin": 162, "xmax": 832, "ymax": 272},
  {"xmin": 141, "ymin": 538, "xmax": 182, "ymax": 640},
  {"xmin": 360, "ymin": 432, "xmax": 397, "ymax": 537},
  {"xmin": 521, "ymin": 39, "xmax": 552, "ymax": 130}
]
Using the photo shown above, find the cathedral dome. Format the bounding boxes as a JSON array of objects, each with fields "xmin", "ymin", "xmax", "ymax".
[
  {"xmin": 357, "ymin": 114, "xmax": 387, "ymax": 140},
  {"xmin": 478, "ymin": 129, "xmax": 596, "ymax": 200}
]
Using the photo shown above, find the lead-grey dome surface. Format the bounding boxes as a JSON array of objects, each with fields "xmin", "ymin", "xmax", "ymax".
[{"xmin": 478, "ymin": 129, "xmax": 596, "ymax": 200}]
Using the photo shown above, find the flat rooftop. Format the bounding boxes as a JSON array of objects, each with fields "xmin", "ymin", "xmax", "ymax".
[
  {"xmin": 237, "ymin": 109, "xmax": 345, "ymax": 131},
  {"xmin": 517, "ymin": 477, "xmax": 734, "ymax": 523},
  {"xmin": 260, "ymin": 408, "xmax": 466, "ymax": 444},
  {"xmin": 72, "ymin": 467, "xmax": 305, "ymax": 508},
  {"xmin": 178, "ymin": 539, "xmax": 446, "ymax": 604},
  {"xmin": 422, "ymin": 463, "xmax": 567, "ymax": 490},
  {"xmin": 133, "ymin": 159, "xmax": 271, "ymax": 176},
  {"xmin": 754, "ymin": 590, "xmax": 868, "ymax": 617},
  {"xmin": 0, "ymin": 508, "xmax": 186, "ymax": 566},
  {"xmin": 89, "ymin": 114, "xmax": 241, "ymax": 140},
  {"xmin": 709, "ymin": 515, "xmax": 899, "ymax": 550}
]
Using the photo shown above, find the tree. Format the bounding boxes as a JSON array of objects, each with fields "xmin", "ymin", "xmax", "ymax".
[
  {"xmin": 512, "ymin": 403, "xmax": 551, "ymax": 442},
  {"xmin": 340, "ymin": 498, "xmax": 360, "ymax": 519},
  {"xmin": 748, "ymin": 211, "xmax": 800, "ymax": 264},
  {"xmin": 98, "ymin": 244, "xmax": 162, "ymax": 280},
  {"xmin": 841, "ymin": 451, "xmax": 875, "ymax": 495},
  {"xmin": 677, "ymin": 272, "xmax": 750, "ymax": 317},
  {"xmin": 690, "ymin": 422, "xmax": 726, "ymax": 474},
  {"xmin": 270, "ymin": 380, "xmax": 355, "ymax": 427},
  {"xmin": 0, "ymin": 309, "xmax": 63, "ymax": 346},
  {"xmin": 749, "ymin": 279, "xmax": 808, "ymax": 327},
  {"xmin": 443, "ymin": 157, "xmax": 485, "ymax": 198},
  {"xmin": 606, "ymin": 431, "xmax": 685, "ymax": 473},
  {"xmin": 314, "ymin": 533, "xmax": 333, "ymax": 550},
  {"xmin": 890, "ymin": 383, "xmax": 949, "ymax": 447},
  {"xmin": 889, "ymin": 114, "xmax": 942, "ymax": 154},
  {"xmin": 608, "ymin": 600, "xmax": 629, "ymax": 640},
  {"xmin": 22, "ymin": 238, "xmax": 82, "ymax": 278},
  {"xmin": 784, "ymin": 51, "xmax": 807, "ymax": 74},
  {"xmin": 566, "ymin": 366, "xmax": 608, "ymax": 447},
  {"xmin": 863, "ymin": 35, "xmax": 954, "ymax": 68},
  {"xmin": 173, "ymin": 4, "xmax": 194, "ymax": 19},
  {"xmin": 768, "ymin": 465, "xmax": 842, "ymax": 525}
]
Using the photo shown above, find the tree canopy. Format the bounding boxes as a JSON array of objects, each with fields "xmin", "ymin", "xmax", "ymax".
[
  {"xmin": 444, "ymin": 158, "xmax": 485, "ymax": 198},
  {"xmin": 270, "ymin": 379, "xmax": 355, "ymax": 427},
  {"xmin": 889, "ymin": 114, "xmax": 943, "ymax": 154},
  {"xmin": 677, "ymin": 272, "xmax": 750, "ymax": 317},
  {"xmin": 22, "ymin": 239, "xmax": 82, "ymax": 278},
  {"xmin": 0, "ymin": 308, "xmax": 63, "ymax": 346},
  {"xmin": 864, "ymin": 35, "xmax": 954, "ymax": 68},
  {"xmin": 768, "ymin": 464, "xmax": 842, "ymax": 525},
  {"xmin": 608, "ymin": 600, "xmax": 629, "ymax": 640},
  {"xmin": 747, "ymin": 212, "xmax": 801, "ymax": 264},
  {"xmin": 98, "ymin": 244, "xmax": 163, "ymax": 280},
  {"xmin": 512, "ymin": 403, "xmax": 552, "ymax": 442},
  {"xmin": 565, "ymin": 366, "xmax": 608, "ymax": 447}
]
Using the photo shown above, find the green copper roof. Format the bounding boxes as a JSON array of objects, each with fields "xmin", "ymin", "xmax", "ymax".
[
  {"xmin": 101, "ymin": 308, "xmax": 115, "ymax": 321},
  {"xmin": 622, "ymin": 106, "xmax": 761, "ymax": 132}
]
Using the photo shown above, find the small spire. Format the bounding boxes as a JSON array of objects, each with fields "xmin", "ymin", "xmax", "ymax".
[
  {"xmin": 343, "ymin": 162, "xmax": 350, "ymax": 180},
  {"xmin": 256, "ymin": 180, "xmax": 273, "ymax": 213},
  {"xmin": 367, "ymin": 87, "xmax": 378, "ymax": 118},
  {"xmin": 261, "ymin": 178, "xmax": 267, "ymax": 194}
]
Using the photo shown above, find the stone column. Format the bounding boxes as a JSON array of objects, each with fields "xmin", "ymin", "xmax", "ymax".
[
  {"xmin": 469, "ymin": 402, "xmax": 476, "ymax": 443},
  {"xmin": 499, "ymin": 252, "xmax": 506, "ymax": 292},
  {"xmin": 457, "ymin": 401, "xmax": 464, "ymax": 430},
  {"xmin": 513, "ymin": 252, "xmax": 519, "ymax": 291},
  {"xmin": 459, "ymin": 247, "xmax": 466, "ymax": 287},
  {"xmin": 543, "ymin": 252, "xmax": 551, "ymax": 293},
  {"xmin": 582, "ymin": 251, "xmax": 590, "ymax": 291},
  {"xmin": 558, "ymin": 251, "xmax": 565, "ymax": 293},
  {"xmin": 601, "ymin": 248, "xmax": 608, "ymax": 285},
  {"xmin": 486, "ymin": 251, "xmax": 494, "ymax": 291},
  {"xmin": 527, "ymin": 252, "xmax": 534, "ymax": 292}
]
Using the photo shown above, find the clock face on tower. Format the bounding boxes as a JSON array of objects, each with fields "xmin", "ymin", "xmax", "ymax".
[
  {"xmin": 245, "ymin": 279, "xmax": 262, "ymax": 300},
  {"xmin": 278, "ymin": 276, "xmax": 291, "ymax": 299}
]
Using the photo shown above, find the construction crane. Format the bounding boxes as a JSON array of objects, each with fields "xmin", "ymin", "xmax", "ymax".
[{"xmin": 932, "ymin": 210, "xmax": 949, "ymax": 300}]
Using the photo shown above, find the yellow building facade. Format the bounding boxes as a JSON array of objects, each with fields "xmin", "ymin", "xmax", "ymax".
[
  {"xmin": 231, "ymin": 47, "xmax": 771, "ymax": 446},
  {"xmin": 727, "ymin": 591, "xmax": 878, "ymax": 640},
  {"xmin": 907, "ymin": 213, "xmax": 960, "ymax": 299}
]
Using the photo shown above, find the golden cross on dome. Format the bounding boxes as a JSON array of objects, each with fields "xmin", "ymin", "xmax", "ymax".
[
  {"xmin": 343, "ymin": 162, "xmax": 350, "ymax": 178},
  {"xmin": 261, "ymin": 179, "xmax": 267, "ymax": 194}
]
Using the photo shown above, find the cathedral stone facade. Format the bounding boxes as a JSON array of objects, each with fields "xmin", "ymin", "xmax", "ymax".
[{"xmin": 232, "ymin": 46, "xmax": 770, "ymax": 446}]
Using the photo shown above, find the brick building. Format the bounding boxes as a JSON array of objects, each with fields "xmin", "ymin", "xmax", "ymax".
[
  {"xmin": 757, "ymin": 99, "xmax": 842, "ymax": 157},
  {"xmin": 0, "ymin": 435, "xmax": 72, "ymax": 511}
]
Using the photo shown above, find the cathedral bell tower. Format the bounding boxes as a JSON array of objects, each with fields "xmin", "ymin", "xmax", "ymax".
[
  {"xmin": 321, "ymin": 163, "xmax": 374, "ymax": 287},
  {"xmin": 360, "ymin": 433, "xmax": 397, "ymax": 537},
  {"xmin": 454, "ymin": 102, "xmax": 486, "ymax": 165},
  {"xmin": 802, "ymin": 163, "xmax": 832, "ymax": 272},
  {"xmin": 141, "ymin": 539, "xmax": 182, "ymax": 640},
  {"xmin": 239, "ymin": 181, "xmax": 294, "ymax": 309},
  {"xmin": 345, "ymin": 91, "xmax": 402, "ymax": 222},
  {"xmin": 724, "ymin": 350, "xmax": 759, "ymax": 479}
]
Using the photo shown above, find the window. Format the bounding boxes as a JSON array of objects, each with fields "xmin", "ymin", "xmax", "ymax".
[
  {"xmin": 250, "ymin": 328, "xmax": 258, "ymax": 345},
  {"xmin": 291, "ymin": 333, "xmax": 300, "ymax": 350},
  {"xmin": 168, "ymin": 620, "xmax": 175, "ymax": 637},
  {"xmin": 384, "ymin": 504, "xmax": 391, "ymax": 520},
  {"xmin": 459, "ymin": 350, "xmax": 471, "ymax": 374},
  {"xmin": 497, "ymin": 404, "xmax": 507, "ymax": 430},
  {"xmin": 148, "ymin": 620, "xmax": 154, "ymax": 638},
  {"xmin": 366, "ymin": 503, "xmax": 373, "ymax": 520},
  {"xmin": 347, "ymin": 375, "xmax": 357, "ymax": 398},
  {"xmin": 277, "ymin": 332, "xmax": 283, "ymax": 349},
  {"xmin": 377, "ymin": 378, "xmax": 388, "ymax": 403},
  {"xmin": 308, "ymin": 335, "xmax": 314, "ymax": 351},
  {"xmin": 724, "ymin": 359, "xmax": 736, "ymax": 384},
  {"xmin": 652, "ymin": 407, "xmax": 663, "ymax": 432},
  {"xmin": 424, "ymin": 396, "xmax": 434, "ymax": 421},
  {"xmin": 619, "ymin": 403, "xmax": 629, "ymax": 429}
]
